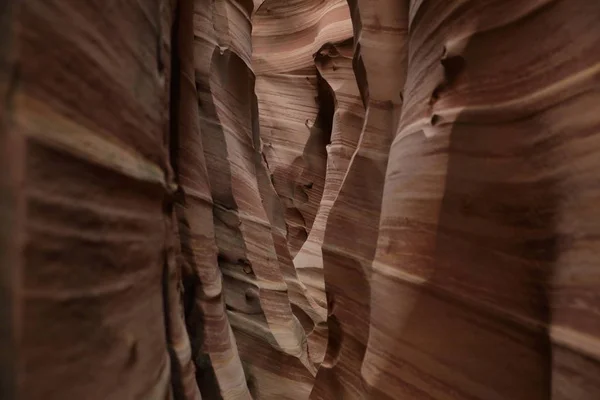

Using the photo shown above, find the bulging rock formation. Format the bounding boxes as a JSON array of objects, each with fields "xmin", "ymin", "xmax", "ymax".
[
  {"xmin": 368, "ymin": 2, "xmax": 600, "ymax": 399},
  {"xmin": 310, "ymin": 0, "xmax": 408, "ymax": 397},
  {"xmin": 2, "ymin": 0, "xmax": 600, "ymax": 399}
]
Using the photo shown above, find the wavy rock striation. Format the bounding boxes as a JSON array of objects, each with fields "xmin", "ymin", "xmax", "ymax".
[
  {"xmin": 252, "ymin": 0, "xmax": 355, "ymax": 371},
  {"xmin": 252, "ymin": 0, "xmax": 353, "ymax": 259},
  {"xmin": 174, "ymin": 1, "xmax": 248, "ymax": 398},
  {"xmin": 193, "ymin": 0, "xmax": 319, "ymax": 398},
  {"xmin": 4, "ymin": 1, "xmax": 180, "ymax": 399},
  {"xmin": 3, "ymin": 1, "xmax": 600, "ymax": 400},
  {"xmin": 310, "ymin": 1, "xmax": 408, "ymax": 397},
  {"xmin": 368, "ymin": 1, "xmax": 600, "ymax": 399}
]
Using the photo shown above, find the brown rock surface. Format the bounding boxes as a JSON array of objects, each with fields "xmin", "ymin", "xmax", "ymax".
[
  {"xmin": 193, "ymin": 0, "xmax": 317, "ymax": 397},
  {"xmin": 310, "ymin": 0, "xmax": 408, "ymax": 397},
  {"xmin": 367, "ymin": 1, "xmax": 600, "ymax": 399},
  {"xmin": 2, "ymin": 1, "xmax": 600, "ymax": 399},
  {"xmin": 174, "ymin": 1, "xmax": 248, "ymax": 398},
  {"xmin": 4, "ymin": 1, "xmax": 178, "ymax": 399},
  {"xmin": 253, "ymin": 0, "xmax": 353, "ymax": 257}
]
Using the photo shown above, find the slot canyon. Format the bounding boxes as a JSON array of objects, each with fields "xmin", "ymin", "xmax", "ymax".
[{"xmin": 1, "ymin": 0, "xmax": 600, "ymax": 399}]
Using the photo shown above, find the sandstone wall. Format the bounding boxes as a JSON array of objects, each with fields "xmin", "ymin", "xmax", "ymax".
[{"xmin": 2, "ymin": 1, "xmax": 599, "ymax": 399}]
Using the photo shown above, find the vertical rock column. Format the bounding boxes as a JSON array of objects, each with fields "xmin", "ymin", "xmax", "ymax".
[
  {"xmin": 0, "ymin": 0, "xmax": 20, "ymax": 397},
  {"xmin": 292, "ymin": 39, "xmax": 364, "ymax": 366},
  {"xmin": 194, "ymin": 0, "xmax": 314, "ymax": 397},
  {"xmin": 173, "ymin": 0, "xmax": 248, "ymax": 398},
  {"xmin": 252, "ymin": 0, "xmax": 352, "ymax": 257},
  {"xmin": 163, "ymin": 0, "xmax": 202, "ymax": 398},
  {"xmin": 252, "ymin": 0, "xmax": 353, "ymax": 366},
  {"xmin": 310, "ymin": 0, "xmax": 409, "ymax": 399},
  {"xmin": 368, "ymin": 1, "xmax": 600, "ymax": 399},
  {"xmin": 8, "ymin": 1, "xmax": 179, "ymax": 399}
]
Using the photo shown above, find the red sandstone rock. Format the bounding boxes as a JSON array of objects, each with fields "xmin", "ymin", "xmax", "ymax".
[{"xmin": 2, "ymin": 1, "xmax": 600, "ymax": 399}]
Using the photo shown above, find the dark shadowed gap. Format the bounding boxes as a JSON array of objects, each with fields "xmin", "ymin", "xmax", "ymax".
[
  {"xmin": 293, "ymin": 65, "xmax": 334, "ymax": 238},
  {"xmin": 0, "ymin": 1, "xmax": 19, "ymax": 398},
  {"xmin": 163, "ymin": 3, "xmax": 187, "ymax": 399}
]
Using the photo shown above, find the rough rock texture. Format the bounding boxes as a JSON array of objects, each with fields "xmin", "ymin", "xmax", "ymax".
[{"xmin": 2, "ymin": 1, "xmax": 600, "ymax": 400}]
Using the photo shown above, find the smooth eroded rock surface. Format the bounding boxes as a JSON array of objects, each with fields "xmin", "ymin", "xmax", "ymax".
[{"xmin": 2, "ymin": 1, "xmax": 599, "ymax": 399}]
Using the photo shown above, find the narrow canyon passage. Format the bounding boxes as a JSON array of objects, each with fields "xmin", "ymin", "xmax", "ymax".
[{"xmin": 2, "ymin": 0, "xmax": 600, "ymax": 399}]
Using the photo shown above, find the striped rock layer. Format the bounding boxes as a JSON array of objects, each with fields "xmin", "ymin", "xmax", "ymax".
[{"xmin": 2, "ymin": 1, "xmax": 599, "ymax": 400}]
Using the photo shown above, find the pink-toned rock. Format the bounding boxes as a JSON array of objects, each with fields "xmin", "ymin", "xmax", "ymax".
[
  {"xmin": 291, "ymin": 39, "xmax": 365, "ymax": 366},
  {"xmin": 368, "ymin": 1, "xmax": 600, "ymax": 399},
  {"xmin": 5, "ymin": 1, "xmax": 179, "ymax": 399},
  {"xmin": 174, "ymin": 0, "xmax": 248, "ymax": 398},
  {"xmin": 310, "ymin": 1, "xmax": 408, "ymax": 398},
  {"xmin": 193, "ymin": 0, "xmax": 316, "ymax": 397},
  {"xmin": 253, "ymin": 0, "xmax": 353, "ymax": 257},
  {"xmin": 4, "ymin": 1, "xmax": 600, "ymax": 400}
]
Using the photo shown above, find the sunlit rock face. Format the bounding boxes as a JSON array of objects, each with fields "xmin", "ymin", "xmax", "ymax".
[
  {"xmin": 3, "ymin": 1, "xmax": 600, "ymax": 400},
  {"xmin": 193, "ymin": 0, "xmax": 317, "ymax": 398},
  {"xmin": 252, "ymin": 0, "xmax": 353, "ymax": 259},
  {"xmin": 251, "ymin": 0, "xmax": 354, "ymax": 373}
]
